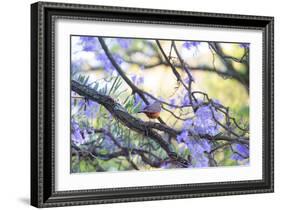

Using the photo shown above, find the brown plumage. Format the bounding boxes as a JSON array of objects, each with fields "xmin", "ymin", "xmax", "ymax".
[
  {"xmin": 138, "ymin": 101, "xmax": 161, "ymax": 119},
  {"xmin": 144, "ymin": 112, "xmax": 160, "ymax": 119}
]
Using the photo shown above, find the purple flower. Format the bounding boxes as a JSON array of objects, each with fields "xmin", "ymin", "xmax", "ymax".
[
  {"xmin": 131, "ymin": 75, "xmax": 144, "ymax": 86},
  {"xmin": 113, "ymin": 54, "xmax": 123, "ymax": 65},
  {"xmin": 200, "ymin": 139, "xmax": 211, "ymax": 153},
  {"xmin": 160, "ymin": 161, "xmax": 172, "ymax": 169},
  {"xmin": 140, "ymin": 65, "xmax": 145, "ymax": 71},
  {"xmin": 193, "ymin": 105, "xmax": 222, "ymax": 136},
  {"xmin": 236, "ymin": 144, "xmax": 249, "ymax": 156},
  {"xmin": 194, "ymin": 156, "xmax": 209, "ymax": 167},
  {"xmin": 180, "ymin": 101, "xmax": 221, "ymax": 136},
  {"xmin": 178, "ymin": 116, "xmax": 212, "ymax": 167},
  {"xmin": 71, "ymin": 119, "xmax": 87, "ymax": 145},
  {"xmin": 232, "ymin": 144, "xmax": 249, "ymax": 159},
  {"xmin": 84, "ymin": 100, "xmax": 99, "ymax": 118},
  {"xmin": 211, "ymin": 106, "xmax": 224, "ymax": 121},
  {"xmin": 184, "ymin": 73, "xmax": 194, "ymax": 84},
  {"xmin": 193, "ymin": 99, "xmax": 203, "ymax": 107},
  {"xmin": 131, "ymin": 75, "xmax": 137, "ymax": 83},
  {"xmin": 117, "ymin": 38, "xmax": 132, "ymax": 49},
  {"xmin": 212, "ymin": 99, "xmax": 221, "ymax": 106},
  {"xmin": 183, "ymin": 119, "xmax": 193, "ymax": 129},
  {"xmin": 185, "ymin": 138, "xmax": 210, "ymax": 167},
  {"xmin": 176, "ymin": 130, "xmax": 190, "ymax": 143},
  {"xmin": 80, "ymin": 36, "xmax": 100, "ymax": 52},
  {"xmin": 138, "ymin": 76, "xmax": 144, "ymax": 84},
  {"xmin": 134, "ymin": 93, "xmax": 144, "ymax": 108},
  {"xmin": 77, "ymin": 99, "xmax": 85, "ymax": 109},
  {"xmin": 182, "ymin": 93, "xmax": 190, "ymax": 106},
  {"xmin": 80, "ymin": 37, "xmax": 96, "ymax": 42},
  {"xmin": 194, "ymin": 106, "xmax": 215, "ymax": 135},
  {"xmin": 240, "ymin": 43, "xmax": 250, "ymax": 49},
  {"xmin": 96, "ymin": 53, "xmax": 114, "ymax": 73},
  {"xmin": 187, "ymin": 139, "xmax": 210, "ymax": 154},
  {"xmin": 231, "ymin": 153, "xmax": 245, "ymax": 161},
  {"xmin": 230, "ymin": 143, "xmax": 249, "ymax": 161},
  {"xmin": 84, "ymin": 108, "xmax": 91, "ymax": 118},
  {"xmin": 183, "ymin": 41, "xmax": 200, "ymax": 49},
  {"xmin": 169, "ymin": 98, "xmax": 176, "ymax": 107},
  {"xmin": 71, "ymin": 59, "xmax": 83, "ymax": 74}
]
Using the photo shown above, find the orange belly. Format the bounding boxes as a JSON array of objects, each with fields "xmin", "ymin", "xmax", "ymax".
[{"xmin": 144, "ymin": 112, "xmax": 160, "ymax": 119}]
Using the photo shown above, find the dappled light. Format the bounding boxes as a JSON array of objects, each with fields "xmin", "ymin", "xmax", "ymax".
[{"xmin": 70, "ymin": 36, "xmax": 249, "ymax": 173}]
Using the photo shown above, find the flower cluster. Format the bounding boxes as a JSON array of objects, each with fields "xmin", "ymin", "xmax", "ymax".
[
  {"xmin": 131, "ymin": 75, "xmax": 144, "ymax": 85},
  {"xmin": 79, "ymin": 37, "xmax": 125, "ymax": 74},
  {"xmin": 182, "ymin": 92, "xmax": 190, "ymax": 106},
  {"xmin": 176, "ymin": 130, "xmax": 210, "ymax": 167},
  {"xmin": 240, "ymin": 43, "xmax": 250, "ymax": 49},
  {"xmin": 231, "ymin": 144, "xmax": 249, "ymax": 161},
  {"xmin": 187, "ymin": 138, "xmax": 210, "ymax": 167},
  {"xmin": 134, "ymin": 93, "xmax": 143, "ymax": 108},
  {"xmin": 71, "ymin": 96, "xmax": 99, "ymax": 119},
  {"xmin": 84, "ymin": 100, "xmax": 99, "ymax": 119},
  {"xmin": 176, "ymin": 103, "xmax": 224, "ymax": 167},
  {"xmin": 183, "ymin": 41, "xmax": 200, "ymax": 49},
  {"xmin": 117, "ymin": 38, "xmax": 132, "ymax": 49},
  {"xmin": 71, "ymin": 36, "xmax": 250, "ymax": 171},
  {"xmin": 71, "ymin": 119, "xmax": 90, "ymax": 145},
  {"xmin": 71, "ymin": 59, "xmax": 83, "ymax": 75},
  {"xmin": 80, "ymin": 37, "xmax": 100, "ymax": 52},
  {"xmin": 194, "ymin": 105, "xmax": 223, "ymax": 136},
  {"xmin": 96, "ymin": 53, "xmax": 114, "ymax": 73}
]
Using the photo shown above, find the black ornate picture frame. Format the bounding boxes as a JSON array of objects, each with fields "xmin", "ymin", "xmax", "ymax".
[{"xmin": 31, "ymin": 1, "xmax": 274, "ymax": 208}]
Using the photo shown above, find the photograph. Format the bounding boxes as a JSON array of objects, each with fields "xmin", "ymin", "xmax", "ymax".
[
  {"xmin": 70, "ymin": 36, "xmax": 250, "ymax": 173},
  {"xmin": 30, "ymin": 2, "xmax": 274, "ymax": 207}
]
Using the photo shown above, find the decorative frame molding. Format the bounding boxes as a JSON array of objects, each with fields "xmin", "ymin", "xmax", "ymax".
[{"xmin": 31, "ymin": 1, "xmax": 274, "ymax": 207}]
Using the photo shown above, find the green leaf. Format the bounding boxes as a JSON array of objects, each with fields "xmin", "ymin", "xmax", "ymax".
[
  {"xmin": 131, "ymin": 100, "xmax": 142, "ymax": 113},
  {"xmin": 79, "ymin": 160, "xmax": 87, "ymax": 172},
  {"xmin": 109, "ymin": 76, "xmax": 119, "ymax": 95},
  {"xmin": 84, "ymin": 76, "xmax": 90, "ymax": 85},
  {"xmin": 99, "ymin": 149, "xmax": 108, "ymax": 155},
  {"xmin": 92, "ymin": 82, "xmax": 99, "ymax": 91}
]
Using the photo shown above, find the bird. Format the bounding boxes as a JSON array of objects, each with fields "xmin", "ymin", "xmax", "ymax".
[{"xmin": 137, "ymin": 101, "xmax": 162, "ymax": 119}]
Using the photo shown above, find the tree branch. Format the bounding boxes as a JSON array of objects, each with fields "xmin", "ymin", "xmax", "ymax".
[
  {"xmin": 94, "ymin": 128, "xmax": 163, "ymax": 164},
  {"xmin": 72, "ymin": 128, "xmax": 166, "ymax": 169},
  {"xmin": 98, "ymin": 37, "xmax": 167, "ymax": 124},
  {"xmin": 72, "ymin": 80, "xmax": 191, "ymax": 167},
  {"xmin": 209, "ymin": 42, "xmax": 249, "ymax": 92},
  {"xmin": 72, "ymin": 80, "xmax": 248, "ymax": 147},
  {"xmin": 156, "ymin": 40, "xmax": 190, "ymax": 93},
  {"xmin": 103, "ymin": 58, "xmax": 248, "ymax": 85}
]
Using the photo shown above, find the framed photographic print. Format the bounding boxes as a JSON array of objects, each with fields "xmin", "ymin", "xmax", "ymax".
[{"xmin": 31, "ymin": 1, "xmax": 274, "ymax": 208}]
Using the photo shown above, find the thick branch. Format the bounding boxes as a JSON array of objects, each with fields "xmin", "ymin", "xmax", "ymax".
[
  {"xmin": 98, "ymin": 37, "xmax": 167, "ymax": 124},
  {"xmin": 72, "ymin": 81, "xmax": 249, "ymax": 144},
  {"xmin": 72, "ymin": 80, "xmax": 191, "ymax": 167},
  {"xmin": 73, "ymin": 128, "xmax": 165, "ymax": 168},
  {"xmin": 105, "ymin": 59, "xmax": 248, "ymax": 85},
  {"xmin": 94, "ymin": 128, "xmax": 163, "ymax": 167},
  {"xmin": 94, "ymin": 38, "xmax": 192, "ymax": 110}
]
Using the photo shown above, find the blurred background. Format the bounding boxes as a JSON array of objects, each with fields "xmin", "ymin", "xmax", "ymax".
[{"xmin": 71, "ymin": 36, "xmax": 249, "ymax": 172}]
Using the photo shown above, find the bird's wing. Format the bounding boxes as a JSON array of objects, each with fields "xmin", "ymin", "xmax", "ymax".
[{"xmin": 143, "ymin": 103, "xmax": 161, "ymax": 113}]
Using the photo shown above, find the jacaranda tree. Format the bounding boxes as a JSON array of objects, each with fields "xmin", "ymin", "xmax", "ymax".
[{"xmin": 70, "ymin": 36, "xmax": 249, "ymax": 172}]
